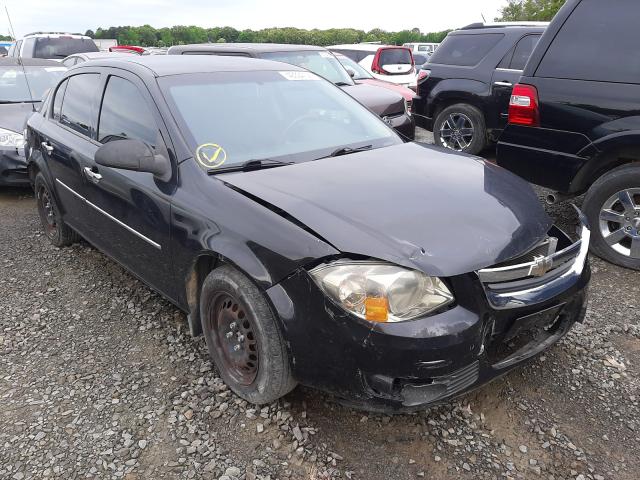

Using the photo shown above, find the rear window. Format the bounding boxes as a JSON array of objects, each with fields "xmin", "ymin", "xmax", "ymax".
[
  {"xmin": 34, "ymin": 37, "xmax": 98, "ymax": 60},
  {"xmin": 378, "ymin": 48, "xmax": 412, "ymax": 66},
  {"xmin": 429, "ymin": 33, "xmax": 503, "ymax": 67},
  {"xmin": 536, "ymin": 0, "xmax": 640, "ymax": 84}
]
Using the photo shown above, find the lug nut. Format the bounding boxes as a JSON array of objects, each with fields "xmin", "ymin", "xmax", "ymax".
[
  {"xmin": 225, "ymin": 332, "xmax": 233, "ymax": 338},
  {"xmin": 229, "ymin": 322, "xmax": 237, "ymax": 330},
  {"xmin": 237, "ymin": 335, "xmax": 245, "ymax": 342},
  {"xmin": 233, "ymin": 345, "xmax": 241, "ymax": 351}
]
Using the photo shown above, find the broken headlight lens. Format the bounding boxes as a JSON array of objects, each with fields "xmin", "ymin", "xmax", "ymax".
[
  {"xmin": 309, "ymin": 261, "xmax": 454, "ymax": 323},
  {"xmin": 0, "ymin": 128, "xmax": 25, "ymax": 148}
]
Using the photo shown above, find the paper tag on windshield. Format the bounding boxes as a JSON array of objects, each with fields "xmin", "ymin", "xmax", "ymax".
[
  {"xmin": 318, "ymin": 51, "xmax": 333, "ymax": 58},
  {"xmin": 45, "ymin": 67, "xmax": 67, "ymax": 72},
  {"xmin": 279, "ymin": 71, "xmax": 318, "ymax": 81}
]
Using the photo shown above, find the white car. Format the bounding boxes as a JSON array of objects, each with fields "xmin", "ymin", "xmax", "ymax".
[
  {"xmin": 403, "ymin": 42, "xmax": 440, "ymax": 55},
  {"xmin": 7, "ymin": 32, "xmax": 98, "ymax": 60},
  {"xmin": 327, "ymin": 44, "xmax": 416, "ymax": 87}
]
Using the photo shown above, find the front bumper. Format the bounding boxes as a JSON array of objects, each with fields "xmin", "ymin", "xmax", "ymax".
[
  {"xmin": 0, "ymin": 146, "xmax": 29, "ymax": 186},
  {"xmin": 266, "ymin": 224, "xmax": 590, "ymax": 412},
  {"xmin": 387, "ymin": 113, "xmax": 415, "ymax": 140}
]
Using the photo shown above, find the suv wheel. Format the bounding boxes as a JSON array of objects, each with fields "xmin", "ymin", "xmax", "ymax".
[
  {"xmin": 200, "ymin": 265, "xmax": 297, "ymax": 404},
  {"xmin": 583, "ymin": 164, "xmax": 640, "ymax": 270},
  {"xmin": 433, "ymin": 104, "xmax": 487, "ymax": 155}
]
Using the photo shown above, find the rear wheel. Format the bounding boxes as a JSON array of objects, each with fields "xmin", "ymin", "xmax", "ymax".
[
  {"xmin": 34, "ymin": 172, "xmax": 79, "ymax": 247},
  {"xmin": 433, "ymin": 104, "xmax": 486, "ymax": 155},
  {"xmin": 200, "ymin": 265, "xmax": 296, "ymax": 404},
  {"xmin": 583, "ymin": 164, "xmax": 640, "ymax": 270}
]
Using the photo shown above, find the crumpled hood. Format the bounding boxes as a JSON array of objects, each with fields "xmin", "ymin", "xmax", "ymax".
[
  {"xmin": 341, "ymin": 83, "xmax": 406, "ymax": 116},
  {"xmin": 221, "ymin": 142, "xmax": 552, "ymax": 276},
  {"xmin": 0, "ymin": 103, "xmax": 38, "ymax": 134}
]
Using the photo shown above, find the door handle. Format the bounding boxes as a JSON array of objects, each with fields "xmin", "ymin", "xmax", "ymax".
[
  {"xmin": 41, "ymin": 141, "xmax": 54, "ymax": 154},
  {"xmin": 494, "ymin": 81, "xmax": 513, "ymax": 87},
  {"xmin": 83, "ymin": 166, "xmax": 102, "ymax": 183}
]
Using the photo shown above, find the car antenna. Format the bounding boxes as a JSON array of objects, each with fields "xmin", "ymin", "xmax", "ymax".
[{"xmin": 5, "ymin": 6, "xmax": 36, "ymax": 112}]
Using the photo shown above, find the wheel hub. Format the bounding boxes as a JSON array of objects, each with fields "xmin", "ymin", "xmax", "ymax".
[
  {"xmin": 212, "ymin": 294, "xmax": 259, "ymax": 386},
  {"xmin": 439, "ymin": 113, "xmax": 474, "ymax": 151},
  {"xmin": 598, "ymin": 188, "xmax": 640, "ymax": 258}
]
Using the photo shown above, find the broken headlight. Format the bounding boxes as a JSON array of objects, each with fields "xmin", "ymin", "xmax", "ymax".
[
  {"xmin": 309, "ymin": 260, "xmax": 454, "ymax": 323},
  {"xmin": 0, "ymin": 128, "xmax": 25, "ymax": 148}
]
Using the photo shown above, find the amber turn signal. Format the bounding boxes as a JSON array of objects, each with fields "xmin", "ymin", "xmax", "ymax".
[{"xmin": 365, "ymin": 296, "xmax": 388, "ymax": 322}]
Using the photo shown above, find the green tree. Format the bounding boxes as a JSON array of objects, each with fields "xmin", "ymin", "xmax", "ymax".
[{"xmin": 495, "ymin": 0, "xmax": 566, "ymax": 21}]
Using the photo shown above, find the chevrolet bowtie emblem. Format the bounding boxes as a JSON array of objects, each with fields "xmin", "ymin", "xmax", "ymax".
[{"xmin": 528, "ymin": 255, "xmax": 554, "ymax": 277}]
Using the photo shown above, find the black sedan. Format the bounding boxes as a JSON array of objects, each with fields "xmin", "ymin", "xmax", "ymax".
[
  {"xmin": 26, "ymin": 56, "xmax": 590, "ymax": 411},
  {"xmin": 0, "ymin": 58, "xmax": 66, "ymax": 186}
]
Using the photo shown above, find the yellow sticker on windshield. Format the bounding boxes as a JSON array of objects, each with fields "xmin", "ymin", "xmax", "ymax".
[{"xmin": 196, "ymin": 143, "xmax": 227, "ymax": 169}]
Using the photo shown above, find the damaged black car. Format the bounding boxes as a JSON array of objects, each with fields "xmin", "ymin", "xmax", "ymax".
[{"xmin": 26, "ymin": 56, "xmax": 590, "ymax": 411}]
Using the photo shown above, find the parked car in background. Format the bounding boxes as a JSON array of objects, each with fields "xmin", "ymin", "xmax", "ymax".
[
  {"xmin": 0, "ymin": 42, "xmax": 12, "ymax": 57},
  {"xmin": 327, "ymin": 44, "xmax": 416, "ymax": 88},
  {"xmin": 403, "ymin": 42, "xmax": 439, "ymax": 55},
  {"xmin": 61, "ymin": 51, "xmax": 136, "ymax": 68},
  {"xmin": 413, "ymin": 53, "xmax": 430, "ymax": 72},
  {"xmin": 168, "ymin": 43, "xmax": 414, "ymax": 139},
  {"xmin": 412, "ymin": 22, "xmax": 547, "ymax": 154},
  {"xmin": 8, "ymin": 32, "xmax": 98, "ymax": 60},
  {"xmin": 0, "ymin": 58, "xmax": 66, "ymax": 186},
  {"xmin": 26, "ymin": 55, "xmax": 590, "ymax": 411},
  {"xmin": 497, "ymin": 0, "xmax": 640, "ymax": 270},
  {"xmin": 334, "ymin": 53, "xmax": 416, "ymax": 111}
]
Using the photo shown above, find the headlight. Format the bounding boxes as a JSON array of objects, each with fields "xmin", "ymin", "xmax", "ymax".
[
  {"xmin": 309, "ymin": 260, "xmax": 454, "ymax": 323},
  {"xmin": 0, "ymin": 128, "xmax": 25, "ymax": 148}
]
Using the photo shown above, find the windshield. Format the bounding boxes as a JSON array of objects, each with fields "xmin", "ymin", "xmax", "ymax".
[
  {"xmin": 160, "ymin": 70, "xmax": 399, "ymax": 170},
  {"xmin": 336, "ymin": 55, "xmax": 372, "ymax": 80},
  {"xmin": 0, "ymin": 66, "xmax": 67, "ymax": 102},
  {"xmin": 34, "ymin": 37, "xmax": 98, "ymax": 59},
  {"xmin": 259, "ymin": 50, "xmax": 354, "ymax": 86}
]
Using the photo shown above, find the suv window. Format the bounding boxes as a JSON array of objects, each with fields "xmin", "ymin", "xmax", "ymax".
[
  {"xmin": 59, "ymin": 73, "xmax": 100, "ymax": 137},
  {"xmin": 34, "ymin": 37, "xmax": 98, "ymax": 60},
  {"xmin": 98, "ymin": 76, "xmax": 158, "ymax": 146},
  {"xmin": 22, "ymin": 38, "xmax": 35, "ymax": 57},
  {"xmin": 52, "ymin": 79, "xmax": 68, "ymax": 121},
  {"xmin": 537, "ymin": 0, "xmax": 640, "ymax": 84},
  {"xmin": 509, "ymin": 34, "xmax": 541, "ymax": 70},
  {"xmin": 430, "ymin": 33, "xmax": 504, "ymax": 67}
]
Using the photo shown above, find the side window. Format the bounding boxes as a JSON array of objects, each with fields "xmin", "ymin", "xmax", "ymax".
[
  {"xmin": 429, "ymin": 33, "xmax": 504, "ymax": 67},
  {"xmin": 98, "ymin": 76, "xmax": 158, "ymax": 146},
  {"xmin": 537, "ymin": 0, "xmax": 640, "ymax": 83},
  {"xmin": 60, "ymin": 73, "xmax": 101, "ymax": 137},
  {"xmin": 22, "ymin": 38, "xmax": 35, "ymax": 57},
  {"xmin": 13, "ymin": 40, "xmax": 22, "ymax": 57},
  {"xmin": 52, "ymin": 79, "xmax": 68, "ymax": 121},
  {"xmin": 510, "ymin": 34, "xmax": 541, "ymax": 71}
]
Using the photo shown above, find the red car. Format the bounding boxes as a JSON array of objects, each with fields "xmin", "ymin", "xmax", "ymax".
[{"xmin": 335, "ymin": 53, "xmax": 416, "ymax": 110}]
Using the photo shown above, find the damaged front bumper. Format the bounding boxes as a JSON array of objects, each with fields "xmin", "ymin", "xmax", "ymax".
[
  {"xmin": 266, "ymin": 221, "xmax": 590, "ymax": 412},
  {"xmin": 0, "ymin": 146, "xmax": 29, "ymax": 186}
]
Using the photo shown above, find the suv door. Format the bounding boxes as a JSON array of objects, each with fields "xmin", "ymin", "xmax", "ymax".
[
  {"xmin": 84, "ymin": 71, "xmax": 175, "ymax": 297},
  {"xmin": 490, "ymin": 34, "xmax": 541, "ymax": 131},
  {"xmin": 39, "ymin": 72, "xmax": 102, "ymax": 235}
]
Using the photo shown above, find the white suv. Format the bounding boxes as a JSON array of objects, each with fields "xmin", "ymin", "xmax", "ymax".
[
  {"xmin": 8, "ymin": 32, "xmax": 98, "ymax": 60},
  {"xmin": 327, "ymin": 44, "xmax": 416, "ymax": 87}
]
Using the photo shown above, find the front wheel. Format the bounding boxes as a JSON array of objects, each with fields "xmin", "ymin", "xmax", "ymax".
[
  {"xmin": 583, "ymin": 164, "xmax": 640, "ymax": 270},
  {"xmin": 433, "ymin": 104, "xmax": 487, "ymax": 155},
  {"xmin": 199, "ymin": 265, "xmax": 297, "ymax": 404}
]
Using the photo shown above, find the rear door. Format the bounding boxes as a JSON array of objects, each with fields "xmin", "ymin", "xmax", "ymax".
[
  {"xmin": 490, "ymin": 34, "xmax": 541, "ymax": 130},
  {"xmin": 40, "ymin": 72, "xmax": 102, "ymax": 234},
  {"xmin": 83, "ymin": 70, "xmax": 176, "ymax": 297}
]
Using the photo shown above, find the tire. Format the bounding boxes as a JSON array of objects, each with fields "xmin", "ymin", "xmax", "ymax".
[
  {"xmin": 433, "ymin": 103, "xmax": 487, "ymax": 155},
  {"xmin": 199, "ymin": 265, "xmax": 297, "ymax": 404},
  {"xmin": 583, "ymin": 164, "xmax": 640, "ymax": 270},
  {"xmin": 34, "ymin": 172, "xmax": 79, "ymax": 247}
]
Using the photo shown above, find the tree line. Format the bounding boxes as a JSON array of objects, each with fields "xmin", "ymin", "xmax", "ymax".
[
  {"xmin": 496, "ymin": 0, "xmax": 566, "ymax": 21},
  {"xmin": 87, "ymin": 25, "xmax": 451, "ymax": 47}
]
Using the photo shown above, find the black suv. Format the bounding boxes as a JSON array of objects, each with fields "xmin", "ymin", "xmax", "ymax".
[
  {"xmin": 413, "ymin": 22, "xmax": 547, "ymax": 155},
  {"xmin": 497, "ymin": 0, "xmax": 640, "ymax": 271}
]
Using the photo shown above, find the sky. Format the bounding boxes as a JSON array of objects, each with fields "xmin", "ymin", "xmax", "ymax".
[{"xmin": 1, "ymin": 0, "xmax": 507, "ymax": 38}]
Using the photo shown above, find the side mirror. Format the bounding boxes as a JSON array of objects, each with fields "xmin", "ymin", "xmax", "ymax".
[
  {"xmin": 345, "ymin": 66, "xmax": 356, "ymax": 78},
  {"xmin": 95, "ymin": 139, "xmax": 171, "ymax": 182}
]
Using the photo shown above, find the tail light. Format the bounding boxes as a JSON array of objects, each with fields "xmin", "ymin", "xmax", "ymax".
[
  {"xmin": 508, "ymin": 84, "xmax": 540, "ymax": 127},
  {"xmin": 417, "ymin": 69, "xmax": 430, "ymax": 81},
  {"xmin": 371, "ymin": 50, "xmax": 384, "ymax": 75}
]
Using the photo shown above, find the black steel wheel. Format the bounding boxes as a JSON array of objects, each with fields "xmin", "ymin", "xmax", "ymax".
[
  {"xmin": 34, "ymin": 172, "xmax": 79, "ymax": 247},
  {"xmin": 200, "ymin": 265, "xmax": 297, "ymax": 404}
]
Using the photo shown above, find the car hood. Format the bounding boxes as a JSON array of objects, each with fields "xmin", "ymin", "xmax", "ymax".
[
  {"xmin": 341, "ymin": 83, "xmax": 406, "ymax": 116},
  {"xmin": 220, "ymin": 142, "xmax": 552, "ymax": 277},
  {"xmin": 0, "ymin": 103, "xmax": 37, "ymax": 133},
  {"xmin": 356, "ymin": 78, "xmax": 416, "ymax": 102}
]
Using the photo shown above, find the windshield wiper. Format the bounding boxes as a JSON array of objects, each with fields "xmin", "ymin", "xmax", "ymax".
[
  {"xmin": 325, "ymin": 144, "xmax": 373, "ymax": 158},
  {"xmin": 334, "ymin": 81, "xmax": 353, "ymax": 87},
  {"xmin": 207, "ymin": 158, "xmax": 294, "ymax": 175}
]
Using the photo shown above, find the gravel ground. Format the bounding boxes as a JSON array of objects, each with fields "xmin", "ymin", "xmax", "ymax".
[{"xmin": 1, "ymin": 129, "xmax": 639, "ymax": 480}]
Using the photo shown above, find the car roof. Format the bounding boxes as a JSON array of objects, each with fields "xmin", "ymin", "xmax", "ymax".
[
  {"xmin": 23, "ymin": 32, "xmax": 90, "ymax": 38},
  {"xmin": 69, "ymin": 51, "xmax": 134, "ymax": 60},
  {"xmin": 169, "ymin": 43, "xmax": 326, "ymax": 55},
  {"xmin": 76, "ymin": 54, "xmax": 306, "ymax": 77},
  {"xmin": 0, "ymin": 57, "xmax": 63, "ymax": 67},
  {"xmin": 327, "ymin": 44, "xmax": 409, "ymax": 52},
  {"xmin": 457, "ymin": 21, "xmax": 549, "ymax": 32}
]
